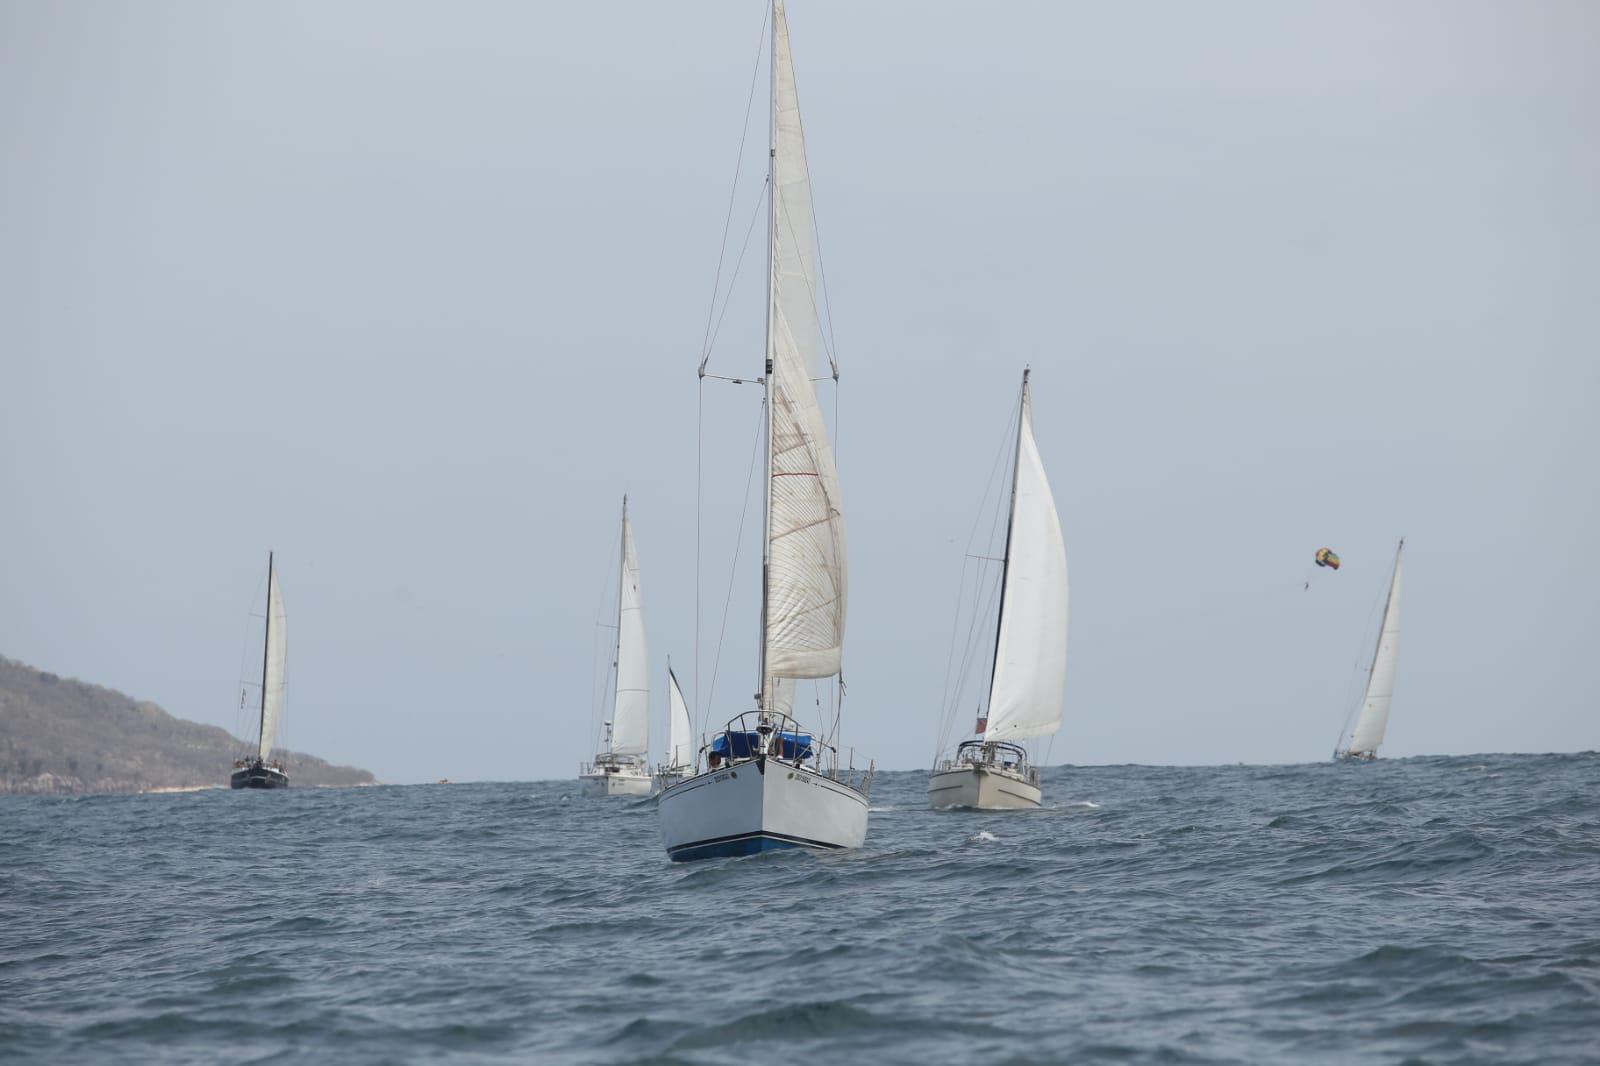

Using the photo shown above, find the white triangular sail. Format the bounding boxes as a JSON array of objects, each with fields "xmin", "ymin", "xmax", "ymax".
[
  {"xmin": 610, "ymin": 506, "xmax": 650, "ymax": 757},
  {"xmin": 257, "ymin": 563, "xmax": 287, "ymax": 761},
  {"xmin": 763, "ymin": 0, "xmax": 847, "ymax": 695},
  {"xmin": 1345, "ymin": 542, "xmax": 1403, "ymax": 757},
  {"xmin": 666, "ymin": 666, "xmax": 692, "ymax": 770},
  {"xmin": 983, "ymin": 376, "xmax": 1068, "ymax": 743}
]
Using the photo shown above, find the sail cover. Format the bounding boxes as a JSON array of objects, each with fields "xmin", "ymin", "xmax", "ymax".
[
  {"xmin": 983, "ymin": 383, "xmax": 1068, "ymax": 742},
  {"xmin": 765, "ymin": 0, "xmax": 847, "ymax": 684},
  {"xmin": 1347, "ymin": 546, "xmax": 1403, "ymax": 755},
  {"xmin": 611, "ymin": 513, "xmax": 650, "ymax": 756},
  {"xmin": 258, "ymin": 567, "xmax": 287, "ymax": 761},
  {"xmin": 667, "ymin": 666, "xmax": 692, "ymax": 769}
]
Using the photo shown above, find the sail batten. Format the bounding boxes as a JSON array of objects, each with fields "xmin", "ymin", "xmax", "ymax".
[
  {"xmin": 1345, "ymin": 542, "xmax": 1403, "ymax": 756},
  {"xmin": 610, "ymin": 508, "xmax": 650, "ymax": 757},
  {"xmin": 982, "ymin": 378, "xmax": 1068, "ymax": 743},
  {"xmin": 257, "ymin": 565, "xmax": 287, "ymax": 762},
  {"xmin": 762, "ymin": 0, "xmax": 847, "ymax": 690}
]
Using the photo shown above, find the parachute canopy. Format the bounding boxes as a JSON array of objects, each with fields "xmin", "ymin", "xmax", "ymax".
[{"xmin": 1315, "ymin": 548, "xmax": 1341, "ymax": 570}]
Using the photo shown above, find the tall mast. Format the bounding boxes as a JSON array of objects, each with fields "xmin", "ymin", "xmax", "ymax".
[
  {"xmin": 611, "ymin": 495, "xmax": 628, "ymax": 753},
  {"xmin": 758, "ymin": 0, "xmax": 778, "ymax": 715},
  {"xmin": 258, "ymin": 551, "xmax": 274, "ymax": 756},
  {"xmin": 983, "ymin": 371, "xmax": 1029, "ymax": 732}
]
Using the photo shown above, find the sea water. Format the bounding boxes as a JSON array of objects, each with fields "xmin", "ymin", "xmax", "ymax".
[{"xmin": 2, "ymin": 753, "xmax": 1597, "ymax": 1063}]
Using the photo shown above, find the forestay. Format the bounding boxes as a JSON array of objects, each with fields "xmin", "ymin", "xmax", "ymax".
[
  {"xmin": 983, "ymin": 381, "xmax": 1069, "ymax": 743},
  {"xmin": 611, "ymin": 513, "xmax": 650, "ymax": 756},
  {"xmin": 764, "ymin": 0, "xmax": 847, "ymax": 690},
  {"xmin": 1347, "ymin": 544, "xmax": 1403, "ymax": 756},
  {"xmin": 258, "ymin": 568, "xmax": 288, "ymax": 761}
]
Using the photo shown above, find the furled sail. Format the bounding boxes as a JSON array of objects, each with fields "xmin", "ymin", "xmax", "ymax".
[
  {"xmin": 764, "ymin": 0, "xmax": 847, "ymax": 686},
  {"xmin": 257, "ymin": 565, "xmax": 287, "ymax": 761},
  {"xmin": 667, "ymin": 666, "xmax": 692, "ymax": 770},
  {"xmin": 1346, "ymin": 542, "xmax": 1403, "ymax": 756},
  {"xmin": 983, "ymin": 377, "xmax": 1068, "ymax": 742},
  {"xmin": 611, "ymin": 508, "xmax": 650, "ymax": 756}
]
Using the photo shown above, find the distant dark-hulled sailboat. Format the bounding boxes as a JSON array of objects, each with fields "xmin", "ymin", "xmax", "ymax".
[{"xmin": 232, "ymin": 552, "xmax": 289, "ymax": 789}]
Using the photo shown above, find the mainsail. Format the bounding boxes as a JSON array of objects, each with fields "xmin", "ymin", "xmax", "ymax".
[
  {"xmin": 983, "ymin": 373, "xmax": 1069, "ymax": 743},
  {"xmin": 667, "ymin": 666, "xmax": 692, "ymax": 770},
  {"xmin": 1344, "ymin": 541, "xmax": 1404, "ymax": 757},
  {"xmin": 257, "ymin": 560, "xmax": 287, "ymax": 761},
  {"xmin": 610, "ymin": 502, "xmax": 650, "ymax": 757},
  {"xmin": 762, "ymin": 0, "xmax": 847, "ymax": 701}
]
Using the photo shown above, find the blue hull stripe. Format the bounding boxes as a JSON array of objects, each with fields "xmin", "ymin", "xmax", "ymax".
[{"xmin": 667, "ymin": 830, "xmax": 844, "ymax": 863}]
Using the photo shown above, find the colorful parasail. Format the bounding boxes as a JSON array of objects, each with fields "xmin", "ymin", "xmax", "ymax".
[{"xmin": 1315, "ymin": 547, "xmax": 1341, "ymax": 570}]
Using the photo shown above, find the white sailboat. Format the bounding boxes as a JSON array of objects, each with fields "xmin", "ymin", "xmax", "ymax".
[
  {"xmin": 1335, "ymin": 539, "xmax": 1404, "ymax": 761},
  {"xmin": 658, "ymin": 0, "xmax": 871, "ymax": 861},
  {"xmin": 580, "ymin": 497, "xmax": 653, "ymax": 797},
  {"xmin": 232, "ymin": 552, "xmax": 289, "ymax": 789},
  {"xmin": 653, "ymin": 663, "xmax": 695, "ymax": 793},
  {"xmin": 929, "ymin": 371, "xmax": 1068, "ymax": 810}
]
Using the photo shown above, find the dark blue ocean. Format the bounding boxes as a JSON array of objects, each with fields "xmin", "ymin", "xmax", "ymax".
[{"xmin": 3, "ymin": 753, "xmax": 1598, "ymax": 1063}]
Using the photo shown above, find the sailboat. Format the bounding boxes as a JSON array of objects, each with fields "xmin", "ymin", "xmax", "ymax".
[
  {"xmin": 1334, "ymin": 539, "xmax": 1404, "ymax": 761},
  {"xmin": 231, "ymin": 552, "xmax": 289, "ymax": 789},
  {"xmin": 658, "ymin": 0, "xmax": 870, "ymax": 861},
  {"xmin": 929, "ymin": 370, "xmax": 1068, "ymax": 810},
  {"xmin": 653, "ymin": 663, "xmax": 694, "ymax": 794},
  {"xmin": 580, "ymin": 497, "xmax": 653, "ymax": 797}
]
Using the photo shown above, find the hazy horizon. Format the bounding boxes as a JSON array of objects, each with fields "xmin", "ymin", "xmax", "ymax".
[{"xmin": 3, "ymin": 1, "xmax": 1596, "ymax": 783}]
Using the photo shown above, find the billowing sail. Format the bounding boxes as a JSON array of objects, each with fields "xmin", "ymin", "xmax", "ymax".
[
  {"xmin": 611, "ymin": 509, "xmax": 650, "ymax": 756},
  {"xmin": 667, "ymin": 666, "xmax": 692, "ymax": 770},
  {"xmin": 1346, "ymin": 543, "xmax": 1403, "ymax": 756},
  {"xmin": 983, "ymin": 378, "xmax": 1068, "ymax": 742},
  {"xmin": 258, "ymin": 566, "xmax": 287, "ymax": 761},
  {"xmin": 764, "ymin": 0, "xmax": 847, "ymax": 686}
]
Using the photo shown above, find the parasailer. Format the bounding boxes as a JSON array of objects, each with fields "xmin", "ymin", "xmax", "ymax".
[{"xmin": 1315, "ymin": 548, "xmax": 1341, "ymax": 570}]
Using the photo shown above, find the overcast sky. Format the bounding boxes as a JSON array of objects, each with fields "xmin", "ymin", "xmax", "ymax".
[{"xmin": 3, "ymin": 1, "xmax": 1596, "ymax": 784}]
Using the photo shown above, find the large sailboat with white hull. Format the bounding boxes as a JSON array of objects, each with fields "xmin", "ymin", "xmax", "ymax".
[
  {"xmin": 1334, "ymin": 539, "xmax": 1404, "ymax": 761},
  {"xmin": 580, "ymin": 497, "xmax": 653, "ymax": 797},
  {"xmin": 658, "ymin": 0, "xmax": 870, "ymax": 861},
  {"xmin": 930, "ymin": 371, "xmax": 1068, "ymax": 810},
  {"xmin": 232, "ymin": 552, "xmax": 289, "ymax": 790}
]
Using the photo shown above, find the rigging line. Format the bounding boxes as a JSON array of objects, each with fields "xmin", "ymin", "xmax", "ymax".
[
  {"xmin": 698, "ymin": 4, "xmax": 771, "ymax": 374},
  {"xmin": 699, "ymin": 400, "xmax": 768, "ymax": 744},
  {"xmin": 589, "ymin": 520, "xmax": 623, "ymax": 758},
  {"xmin": 695, "ymin": 378, "xmax": 702, "ymax": 728},
  {"xmin": 703, "ymin": 179, "xmax": 771, "ymax": 367}
]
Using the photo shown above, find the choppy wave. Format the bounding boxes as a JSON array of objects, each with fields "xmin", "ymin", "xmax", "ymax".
[{"xmin": 3, "ymin": 753, "xmax": 1599, "ymax": 1063}]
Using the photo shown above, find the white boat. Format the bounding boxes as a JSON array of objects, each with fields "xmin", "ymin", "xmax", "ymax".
[
  {"xmin": 653, "ymin": 663, "xmax": 694, "ymax": 793},
  {"xmin": 659, "ymin": 0, "xmax": 871, "ymax": 860},
  {"xmin": 1334, "ymin": 539, "xmax": 1404, "ymax": 761},
  {"xmin": 929, "ymin": 371, "xmax": 1068, "ymax": 810},
  {"xmin": 231, "ymin": 552, "xmax": 289, "ymax": 789},
  {"xmin": 580, "ymin": 497, "xmax": 653, "ymax": 798}
]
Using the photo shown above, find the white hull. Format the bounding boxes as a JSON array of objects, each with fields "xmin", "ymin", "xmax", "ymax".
[
  {"xmin": 928, "ymin": 764, "xmax": 1041, "ymax": 810},
  {"xmin": 658, "ymin": 758, "xmax": 868, "ymax": 862},
  {"xmin": 579, "ymin": 769, "xmax": 652, "ymax": 797}
]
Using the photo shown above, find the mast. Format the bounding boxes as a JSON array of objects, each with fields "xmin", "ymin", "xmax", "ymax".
[
  {"xmin": 758, "ymin": 0, "xmax": 777, "ymax": 717},
  {"xmin": 257, "ymin": 551, "xmax": 274, "ymax": 758},
  {"xmin": 982, "ymin": 371, "xmax": 1029, "ymax": 737},
  {"xmin": 610, "ymin": 495, "xmax": 628, "ymax": 754}
]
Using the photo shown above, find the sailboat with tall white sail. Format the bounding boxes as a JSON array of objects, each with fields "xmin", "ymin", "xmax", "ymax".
[
  {"xmin": 658, "ymin": 0, "xmax": 871, "ymax": 860},
  {"xmin": 580, "ymin": 497, "xmax": 653, "ymax": 797},
  {"xmin": 1335, "ymin": 539, "xmax": 1404, "ymax": 761},
  {"xmin": 232, "ymin": 552, "xmax": 289, "ymax": 789},
  {"xmin": 653, "ymin": 663, "xmax": 695, "ymax": 793},
  {"xmin": 930, "ymin": 370, "xmax": 1068, "ymax": 810}
]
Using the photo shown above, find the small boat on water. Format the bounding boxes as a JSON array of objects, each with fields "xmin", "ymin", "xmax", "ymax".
[
  {"xmin": 1334, "ymin": 539, "xmax": 1404, "ymax": 761},
  {"xmin": 232, "ymin": 552, "xmax": 289, "ymax": 790},
  {"xmin": 580, "ymin": 497, "xmax": 652, "ymax": 797},
  {"xmin": 929, "ymin": 370, "xmax": 1068, "ymax": 810},
  {"xmin": 653, "ymin": 663, "xmax": 694, "ymax": 794},
  {"xmin": 658, "ymin": 0, "xmax": 871, "ymax": 861}
]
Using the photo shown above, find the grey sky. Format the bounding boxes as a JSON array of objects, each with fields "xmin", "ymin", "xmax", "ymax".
[{"xmin": 3, "ymin": 1, "xmax": 1595, "ymax": 784}]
